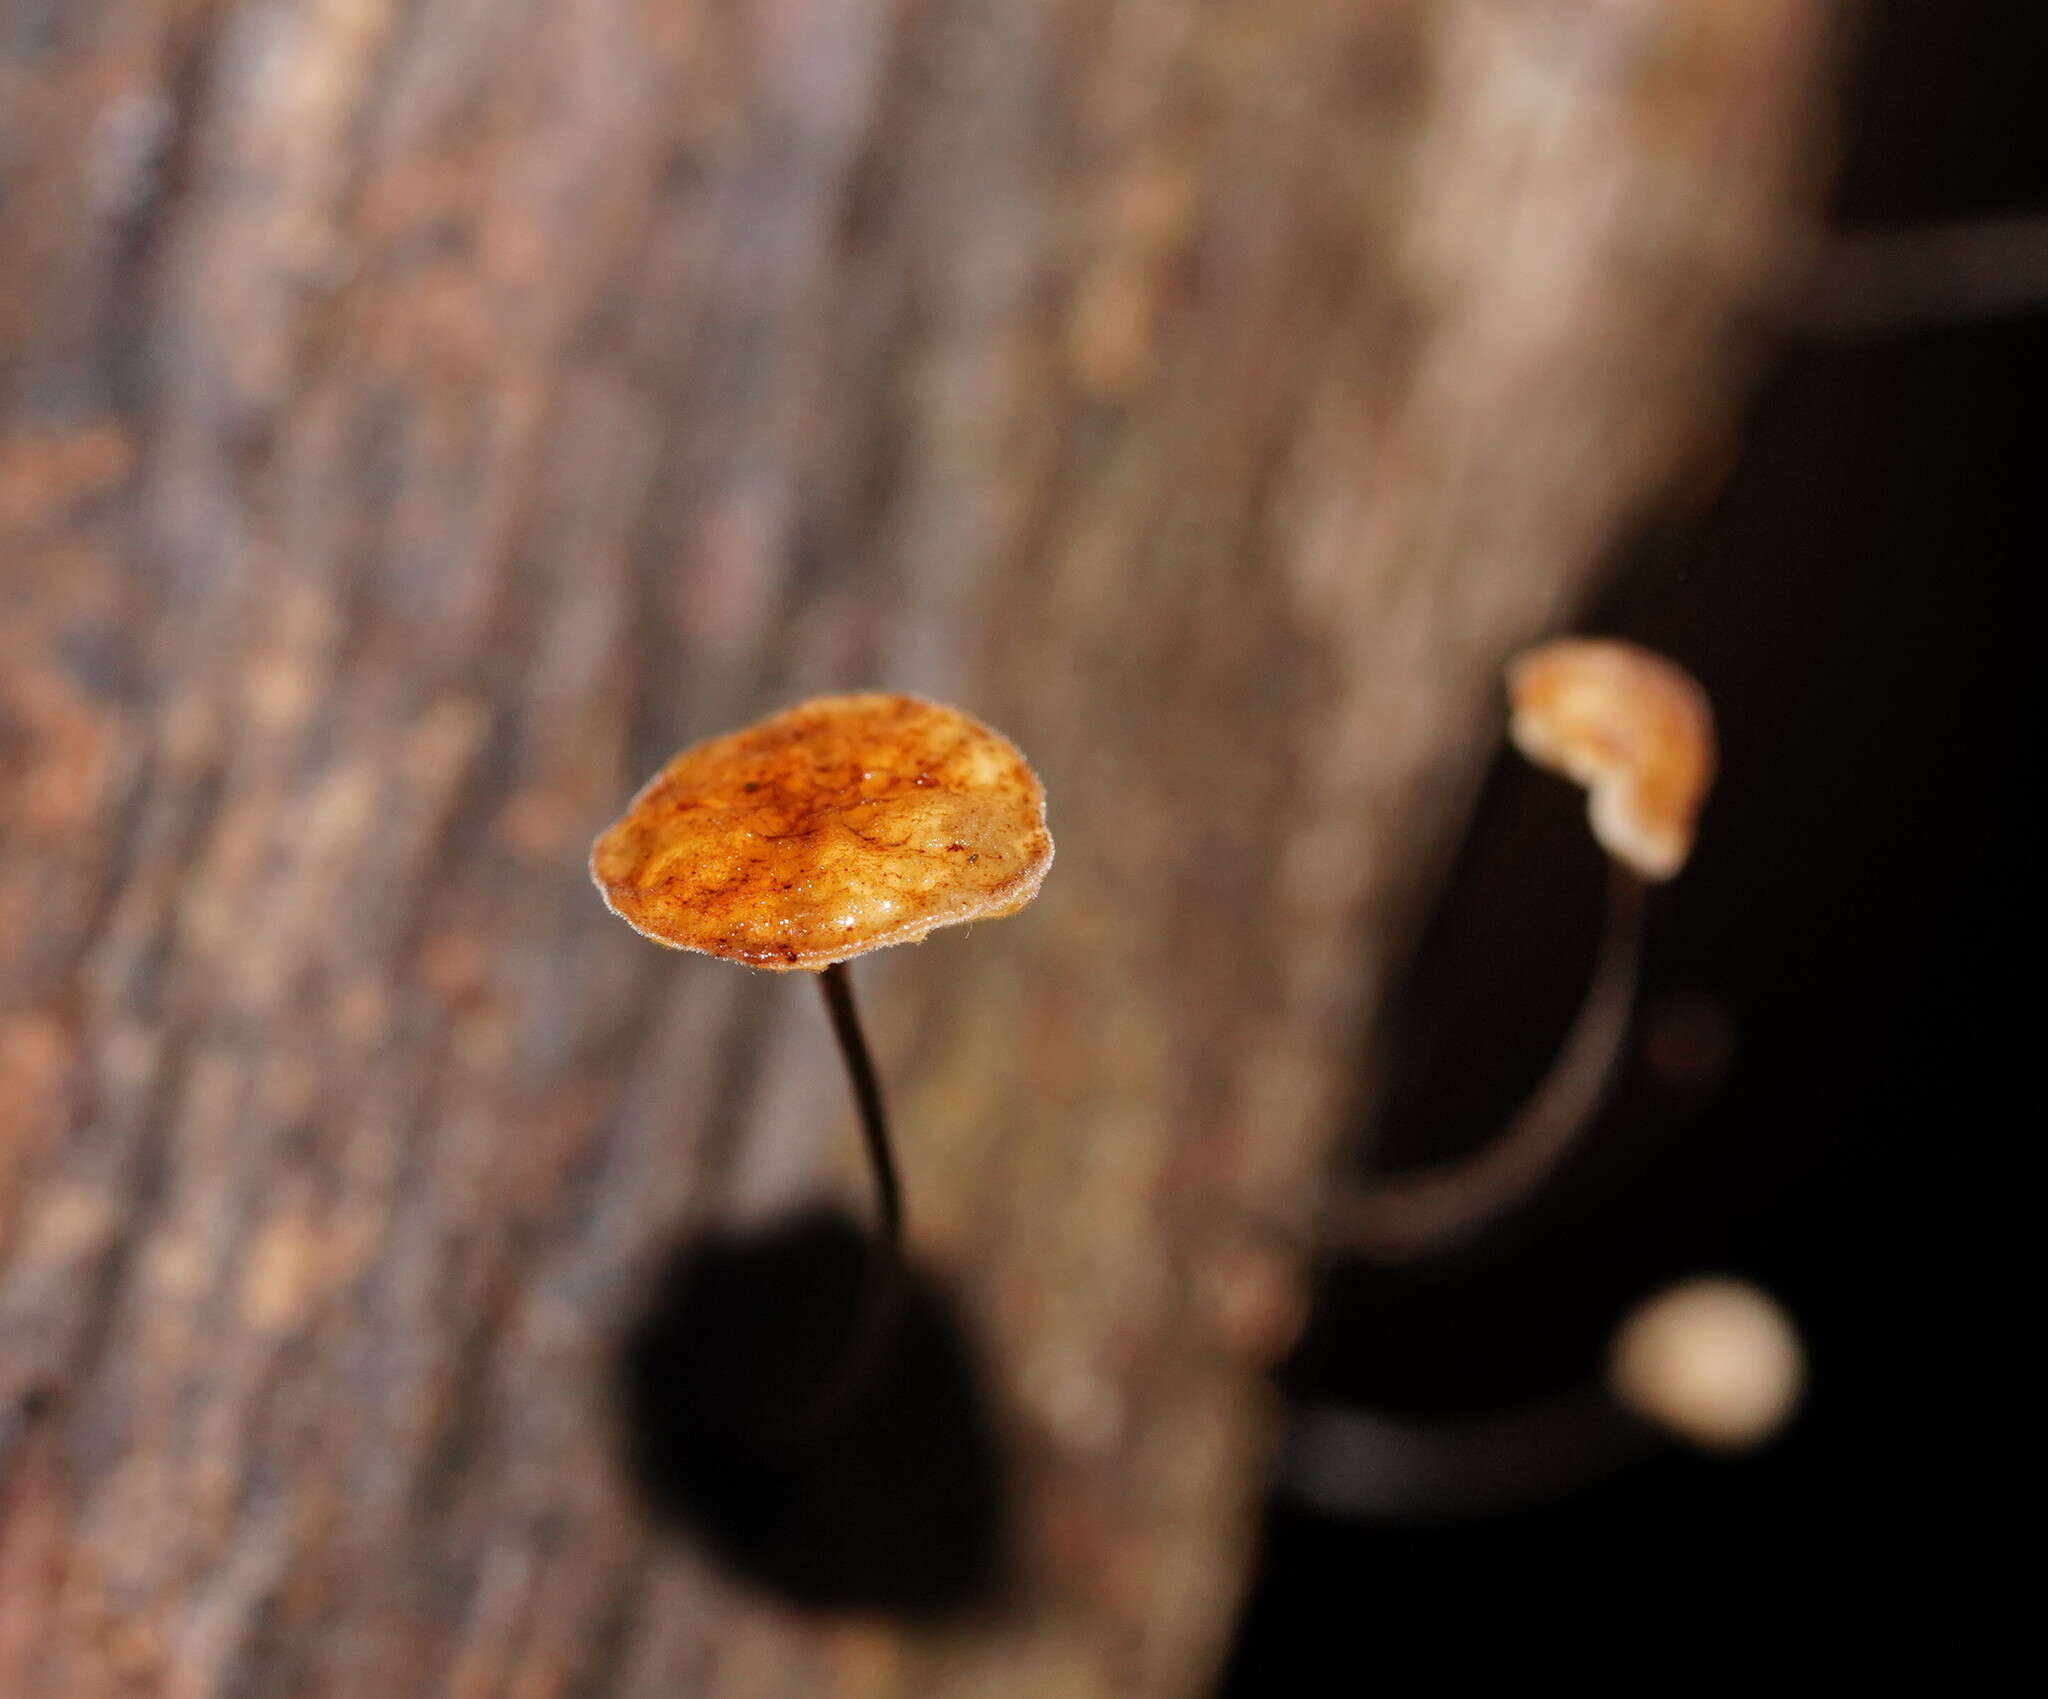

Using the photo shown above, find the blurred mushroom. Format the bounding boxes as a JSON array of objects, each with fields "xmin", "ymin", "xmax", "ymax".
[
  {"xmin": 1608, "ymin": 1275, "xmax": 1804, "ymax": 1452},
  {"xmin": 593, "ymin": 691, "xmax": 1053, "ymax": 1247},
  {"xmin": 1284, "ymin": 1276, "xmax": 1803, "ymax": 1519},
  {"xmin": 1335, "ymin": 639, "xmax": 1716, "ymax": 1260},
  {"xmin": 1505, "ymin": 637, "xmax": 1715, "ymax": 884}
]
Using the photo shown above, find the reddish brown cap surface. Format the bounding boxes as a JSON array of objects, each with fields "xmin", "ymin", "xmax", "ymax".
[
  {"xmin": 1507, "ymin": 639, "xmax": 1716, "ymax": 881},
  {"xmin": 591, "ymin": 693, "xmax": 1053, "ymax": 970}
]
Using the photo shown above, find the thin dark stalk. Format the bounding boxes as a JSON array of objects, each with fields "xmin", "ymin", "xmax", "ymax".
[
  {"xmin": 818, "ymin": 960, "xmax": 902, "ymax": 1248},
  {"xmin": 796, "ymin": 961, "xmax": 906, "ymax": 1436},
  {"xmin": 1333, "ymin": 861, "xmax": 1647, "ymax": 1261}
]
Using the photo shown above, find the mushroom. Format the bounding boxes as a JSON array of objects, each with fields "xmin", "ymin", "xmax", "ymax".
[
  {"xmin": 1282, "ymin": 1275, "xmax": 1802, "ymax": 1518},
  {"xmin": 1335, "ymin": 639, "xmax": 1717, "ymax": 1260},
  {"xmin": 1505, "ymin": 637, "xmax": 1715, "ymax": 884},
  {"xmin": 591, "ymin": 690, "xmax": 1054, "ymax": 1248},
  {"xmin": 1608, "ymin": 1275, "xmax": 1804, "ymax": 1452}
]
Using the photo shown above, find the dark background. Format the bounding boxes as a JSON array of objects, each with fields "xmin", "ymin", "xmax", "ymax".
[{"xmin": 1223, "ymin": 0, "xmax": 2042, "ymax": 1672}]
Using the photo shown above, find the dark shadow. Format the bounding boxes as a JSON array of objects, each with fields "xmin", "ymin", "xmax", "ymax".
[{"xmin": 615, "ymin": 1205, "xmax": 1009, "ymax": 1620}]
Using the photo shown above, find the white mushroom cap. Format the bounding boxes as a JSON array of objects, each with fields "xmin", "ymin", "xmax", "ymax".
[
  {"xmin": 1608, "ymin": 1276, "xmax": 1805, "ymax": 1451},
  {"xmin": 1507, "ymin": 639, "xmax": 1717, "ymax": 881}
]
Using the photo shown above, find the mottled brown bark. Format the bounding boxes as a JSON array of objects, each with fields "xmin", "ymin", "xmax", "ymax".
[{"xmin": 2, "ymin": 2, "xmax": 1834, "ymax": 1695}]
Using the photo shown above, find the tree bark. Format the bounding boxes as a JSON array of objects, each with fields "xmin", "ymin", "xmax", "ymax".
[{"xmin": 2, "ymin": 2, "xmax": 1834, "ymax": 1695}]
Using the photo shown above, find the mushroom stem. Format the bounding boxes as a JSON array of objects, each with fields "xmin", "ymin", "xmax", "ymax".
[
  {"xmin": 799, "ymin": 961, "xmax": 909, "ymax": 1434},
  {"xmin": 818, "ymin": 961, "xmax": 903, "ymax": 1249},
  {"xmin": 1282, "ymin": 1383, "xmax": 1661, "ymax": 1521},
  {"xmin": 1332, "ymin": 862, "xmax": 1647, "ymax": 1261}
]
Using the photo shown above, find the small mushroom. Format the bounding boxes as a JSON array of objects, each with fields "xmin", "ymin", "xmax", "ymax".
[
  {"xmin": 1506, "ymin": 637, "xmax": 1716, "ymax": 883},
  {"xmin": 592, "ymin": 691, "xmax": 1053, "ymax": 1249},
  {"xmin": 1608, "ymin": 1276, "xmax": 1804, "ymax": 1451},
  {"xmin": 592, "ymin": 691, "xmax": 1053, "ymax": 973},
  {"xmin": 1335, "ymin": 640, "xmax": 1716, "ymax": 1260},
  {"xmin": 1283, "ymin": 1275, "xmax": 1804, "ymax": 1517}
]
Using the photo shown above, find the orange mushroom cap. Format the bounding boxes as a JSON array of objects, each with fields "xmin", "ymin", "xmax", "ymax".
[
  {"xmin": 1506, "ymin": 639, "xmax": 1716, "ymax": 881},
  {"xmin": 590, "ymin": 692, "xmax": 1053, "ymax": 970}
]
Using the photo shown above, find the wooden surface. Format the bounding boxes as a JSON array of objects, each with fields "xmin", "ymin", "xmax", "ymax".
[{"xmin": 2, "ymin": 2, "xmax": 1835, "ymax": 1694}]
